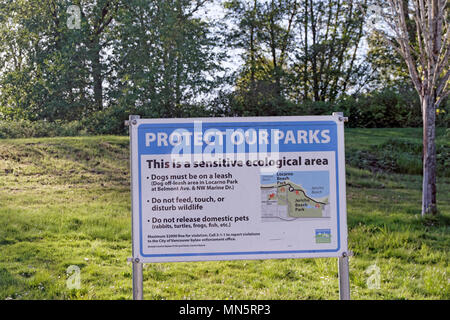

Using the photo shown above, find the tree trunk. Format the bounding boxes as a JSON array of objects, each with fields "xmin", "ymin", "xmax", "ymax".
[
  {"xmin": 249, "ymin": 0, "xmax": 257, "ymax": 107},
  {"xmin": 309, "ymin": 0, "xmax": 319, "ymax": 101},
  {"xmin": 421, "ymin": 95, "xmax": 437, "ymax": 216},
  {"xmin": 303, "ymin": 0, "xmax": 308, "ymax": 100},
  {"xmin": 91, "ymin": 40, "xmax": 103, "ymax": 111}
]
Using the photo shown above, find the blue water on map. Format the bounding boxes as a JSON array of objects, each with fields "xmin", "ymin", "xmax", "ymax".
[{"xmin": 260, "ymin": 171, "xmax": 330, "ymax": 198}]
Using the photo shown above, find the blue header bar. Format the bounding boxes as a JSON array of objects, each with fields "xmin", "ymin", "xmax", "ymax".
[{"xmin": 137, "ymin": 121, "xmax": 338, "ymax": 155}]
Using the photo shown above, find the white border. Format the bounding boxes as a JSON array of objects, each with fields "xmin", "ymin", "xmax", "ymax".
[{"xmin": 130, "ymin": 115, "xmax": 348, "ymax": 263}]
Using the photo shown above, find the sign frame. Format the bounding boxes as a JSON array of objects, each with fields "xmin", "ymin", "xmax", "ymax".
[{"xmin": 127, "ymin": 114, "xmax": 350, "ymax": 299}]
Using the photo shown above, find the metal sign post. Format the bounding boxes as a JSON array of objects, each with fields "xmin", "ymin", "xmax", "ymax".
[
  {"xmin": 338, "ymin": 252, "xmax": 351, "ymax": 300},
  {"xmin": 333, "ymin": 112, "xmax": 351, "ymax": 301},
  {"xmin": 132, "ymin": 258, "xmax": 143, "ymax": 300},
  {"xmin": 127, "ymin": 115, "xmax": 144, "ymax": 300},
  {"xmin": 126, "ymin": 114, "xmax": 350, "ymax": 300}
]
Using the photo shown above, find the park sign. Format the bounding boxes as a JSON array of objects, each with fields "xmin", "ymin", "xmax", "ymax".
[{"xmin": 129, "ymin": 115, "xmax": 348, "ymax": 263}]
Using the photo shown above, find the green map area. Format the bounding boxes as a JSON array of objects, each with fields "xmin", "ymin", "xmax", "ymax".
[{"xmin": 261, "ymin": 179, "xmax": 329, "ymax": 219}]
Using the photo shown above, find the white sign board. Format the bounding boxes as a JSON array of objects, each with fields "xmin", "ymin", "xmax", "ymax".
[{"xmin": 130, "ymin": 116, "xmax": 348, "ymax": 263}]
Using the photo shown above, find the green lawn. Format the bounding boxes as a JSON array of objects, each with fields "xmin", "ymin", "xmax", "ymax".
[{"xmin": 0, "ymin": 128, "xmax": 449, "ymax": 300}]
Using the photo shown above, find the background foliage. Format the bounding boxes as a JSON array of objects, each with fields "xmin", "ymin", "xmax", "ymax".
[{"xmin": 0, "ymin": 0, "xmax": 448, "ymax": 138}]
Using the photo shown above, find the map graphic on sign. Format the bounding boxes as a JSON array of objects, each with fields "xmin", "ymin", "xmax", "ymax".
[{"xmin": 261, "ymin": 171, "xmax": 331, "ymax": 221}]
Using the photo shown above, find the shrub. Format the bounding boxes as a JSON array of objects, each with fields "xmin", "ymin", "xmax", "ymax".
[
  {"xmin": 81, "ymin": 107, "xmax": 128, "ymax": 136},
  {"xmin": 0, "ymin": 119, "xmax": 87, "ymax": 139},
  {"xmin": 0, "ymin": 88, "xmax": 447, "ymax": 138}
]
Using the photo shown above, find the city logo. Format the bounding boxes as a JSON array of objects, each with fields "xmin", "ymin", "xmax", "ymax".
[{"xmin": 315, "ymin": 229, "xmax": 331, "ymax": 243}]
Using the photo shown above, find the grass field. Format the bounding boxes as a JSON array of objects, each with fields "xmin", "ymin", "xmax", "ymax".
[{"xmin": 0, "ymin": 128, "xmax": 449, "ymax": 300}]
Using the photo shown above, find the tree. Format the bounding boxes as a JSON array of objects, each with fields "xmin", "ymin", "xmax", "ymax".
[
  {"xmin": 0, "ymin": 0, "xmax": 120, "ymax": 120},
  {"xmin": 111, "ymin": 0, "xmax": 223, "ymax": 118},
  {"xmin": 223, "ymin": 0, "xmax": 299, "ymax": 114},
  {"xmin": 0, "ymin": 0, "xmax": 221, "ymax": 121},
  {"xmin": 366, "ymin": 0, "xmax": 418, "ymax": 89},
  {"xmin": 291, "ymin": 0, "xmax": 369, "ymax": 102},
  {"xmin": 0, "ymin": 0, "xmax": 86, "ymax": 120},
  {"xmin": 257, "ymin": 0, "xmax": 298, "ymax": 100},
  {"xmin": 373, "ymin": 0, "xmax": 449, "ymax": 215},
  {"xmin": 367, "ymin": 32, "xmax": 413, "ymax": 88},
  {"xmin": 223, "ymin": 0, "xmax": 261, "ymax": 110},
  {"xmin": 70, "ymin": 0, "xmax": 120, "ymax": 111}
]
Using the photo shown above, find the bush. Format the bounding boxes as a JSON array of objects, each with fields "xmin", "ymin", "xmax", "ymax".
[
  {"xmin": 0, "ymin": 119, "xmax": 87, "ymax": 139},
  {"xmin": 0, "ymin": 88, "xmax": 447, "ymax": 139},
  {"xmin": 335, "ymin": 89, "xmax": 423, "ymax": 128},
  {"xmin": 82, "ymin": 106, "xmax": 129, "ymax": 136},
  {"xmin": 213, "ymin": 87, "xmax": 431, "ymax": 128},
  {"xmin": 288, "ymin": 89, "xmax": 448, "ymax": 129}
]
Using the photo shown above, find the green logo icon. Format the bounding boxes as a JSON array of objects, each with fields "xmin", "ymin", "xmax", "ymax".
[{"xmin": 315, "ymin": 229, "xmax": 331, "ymax": 243}]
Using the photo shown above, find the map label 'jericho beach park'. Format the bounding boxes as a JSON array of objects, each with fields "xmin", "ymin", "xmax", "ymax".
[{"xmin": 129, "ymin": 116, "xmax": 348, "ymax": 263}]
